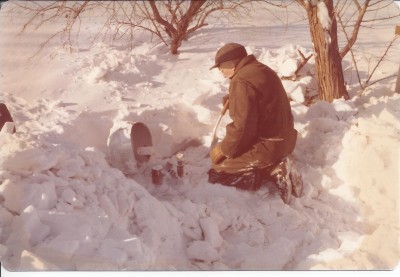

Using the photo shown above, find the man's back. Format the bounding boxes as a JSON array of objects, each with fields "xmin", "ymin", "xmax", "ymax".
[{"xmin": 230, "ymin": 55, "xmax": 295, "ymax": 139}]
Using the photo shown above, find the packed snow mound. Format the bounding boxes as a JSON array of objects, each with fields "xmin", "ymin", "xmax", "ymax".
[
  {"xmin": 0, "ymin": 128, "xmax": 185, "ymax": 270},
  {"xmin": 81, "ymin": 43, "xmax": 160, "ymax": 85},
  {"xmin": 1, "ymin": 89, "xmax": 399, "ymax": 270}
]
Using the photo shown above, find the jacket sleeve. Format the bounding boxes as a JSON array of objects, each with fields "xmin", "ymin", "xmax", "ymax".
[{"xmin": 220, "ymin": 79, "xmax": 258, "ymax": 158}]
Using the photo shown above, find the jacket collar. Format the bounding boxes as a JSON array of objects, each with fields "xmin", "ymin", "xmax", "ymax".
[{"xmin": 231, "ymin": 55, "xmax": 257, "ymax": 78}]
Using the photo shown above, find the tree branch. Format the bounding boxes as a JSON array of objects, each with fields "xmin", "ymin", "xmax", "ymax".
[
  {"xmin": 339, "ymin": 0, "xmax": 370, "ymax": 59},
  {"xmin": 295, "ymin": 49, "xmax": 313, "ymax": 76},
  {"xmin": 363, "ymin": 35, "xmax": 399, "ymax": 89},
  {"xmin": 148, "ymin": 0, "xmax": 177, "ymax": 39}
]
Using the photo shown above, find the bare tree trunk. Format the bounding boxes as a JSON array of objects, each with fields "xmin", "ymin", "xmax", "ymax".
[
  {"xmin": 396, "ymin": 66, "xmax": 400, "ymax": 93},
  {"xmin": 305, "ymin": 0, "xmax": 349, "ymax": 102},
  {"xmin": 170, "ymin": 40, "xmax": 180, "ymax": 55}
]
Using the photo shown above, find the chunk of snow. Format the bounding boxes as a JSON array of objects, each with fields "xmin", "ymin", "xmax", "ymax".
[
  {"xmin": 35, "ymin": 236, "xmax": 80, "ymax": 261},
  {"xmin": 5, "ymin": 206, "xmax": 50, "ymax": 258},
  {"xmin": 0, "ymin": 179, "xmax": 57, "ymax": 214},
  {"xmin": 86, "ymin": 66, "xmax": 108, "ymax": 83},
  {"xmin": 317, "ymin": 2, "xmax": 332, "ymax": 31},
  {"xmin": 290, "ymin": 84, "xmax": 306, "ymax": 103},
  {"xmin": 187, "ymin": 240, "xmax": 220, "ymax": 262},
  {"xmin": 98, "ymin": 239, "xmax": 128, "ymax": 266},
  {"xmin": 337, "ymin": 231, "xmax": 364, "ymax": 253},
  {"xmin": 241, "ymin": 237, "xmax": 295, "ymax": 269},
  {"xmin": 199, "ymin": 217, "xmax": 223, "ymax": 248},
  {"xmin": 279, "ymin": 58, "xmax": 298, "ymax": 77},
  {"xmin": 61, "ymin": 187, "xmax": 83, "ymax": 208},
  {"xmin": 0, "ymin": 243, "xmax": 8, "ymax": 257},
  {"xmin": 19, "ymin": 250, "xmax": 60, "ymax": 270}
]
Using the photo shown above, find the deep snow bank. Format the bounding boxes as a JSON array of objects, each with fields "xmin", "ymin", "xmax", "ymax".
[
  {"xmin": 0, "ymin": 105, "xmax": 187, "ymax": 270},
  {"xmin": 293, "ymin": 92, "xmax": 400, "ymax": 269}
]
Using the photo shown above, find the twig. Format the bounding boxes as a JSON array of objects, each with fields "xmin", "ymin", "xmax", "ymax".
[
  {"xmin": 363, "ymin": 36, "xmax": 399, "ymax": 89},
  {"xmin": 364, "ymin": 74, "xmax": 397, "ymax": 88},
  {"xmin": 337, "ymin": 11, "xmax": 363, "ymax": 89},
  {"xmin": 294, "ymin": 49, "xmax": 313, "ymax": 76}
]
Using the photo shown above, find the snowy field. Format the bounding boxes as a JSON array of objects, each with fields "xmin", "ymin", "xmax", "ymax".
[{"xmin": 0, "ymin": 0, "xmax": 400, "ymax": 273}]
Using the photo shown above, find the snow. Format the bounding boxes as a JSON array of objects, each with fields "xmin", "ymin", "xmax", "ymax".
[
  {"xmin": 0, "ymin": 1, "xmax": 400, "ymax": 273},
  {"xmin": 317, "ymin": 2, "xmax": 332, "ymax": 32}
]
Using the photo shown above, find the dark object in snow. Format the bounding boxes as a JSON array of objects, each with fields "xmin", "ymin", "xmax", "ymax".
[
  {"xmin": 131, "ymin": 122, "xmax": 152, "ymax": 164},
  {"xmin": 151, "ymin": 165, "xmax": 163, "ymax": 185},
  {"xmin": 165, "ymin": 161, "xmax": 178, "ymax": 179},
  {"xmin": 0, "ymin": 103, "xmax": 16, "ymax": 134},
  {"xmin": 208, "ymin": 168, "xmax": 262, "ymax": 192},
  {"xmin": 176, "ymin": 153, "xmax": 184, "ymax": 178}
]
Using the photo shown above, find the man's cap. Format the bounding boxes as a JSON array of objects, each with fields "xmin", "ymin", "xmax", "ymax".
[{"xmin": 210, "ymin": 43, "xmax": 247, "ymax": 70}]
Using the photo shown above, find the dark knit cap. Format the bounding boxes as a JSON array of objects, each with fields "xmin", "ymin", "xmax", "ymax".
[{"xmin": 210, "ymin": 43, "xmax": 247, "ymax": 70}]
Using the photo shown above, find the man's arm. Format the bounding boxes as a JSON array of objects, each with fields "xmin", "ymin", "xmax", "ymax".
[{"xmin": 220, "ymin": 80, "xmax": 258, "ymax": 158}]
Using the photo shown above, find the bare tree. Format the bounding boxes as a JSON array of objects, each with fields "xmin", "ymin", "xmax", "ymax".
[
  {"xmin": 139, "ymin": 1, "xmax": 251, "ymax": 54},
  {"xmin": 293, "ymin": 0, "xmax": 399, "ymax": 102},
  {"xmin": 15, "ymin": 0, "xmax": 251, "ymax": 55},
  {"xmin": 296, "ymin": 0, "xmax": 350, "ymax": 102}
]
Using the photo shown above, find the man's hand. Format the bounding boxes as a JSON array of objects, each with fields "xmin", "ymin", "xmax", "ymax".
[{"xmin": 210, "ymin": 143, "xmax": 226, "ymax": 164}]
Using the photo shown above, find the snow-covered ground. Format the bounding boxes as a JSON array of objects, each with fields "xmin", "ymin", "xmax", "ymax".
[{"xmin": 0, "ymin": 1, "xmax": 399, "ymax": 272}]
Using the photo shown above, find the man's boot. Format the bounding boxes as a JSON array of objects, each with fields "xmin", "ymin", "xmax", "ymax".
[
  {"xmin": 289, "ymin": 159, "xmax": 303, "ymax": 198},
  {"xmin": 270, "ymin": 158, "xmax": 292, "ymax": 204}
]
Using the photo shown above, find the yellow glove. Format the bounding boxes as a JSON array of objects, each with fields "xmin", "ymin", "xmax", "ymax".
[{"xmin": 210, "ymin": 143, "xmax": 226, "ymax": 165}]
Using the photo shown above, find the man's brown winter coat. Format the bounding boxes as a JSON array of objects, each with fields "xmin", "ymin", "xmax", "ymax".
[{"xmin": 215, "ymin": 55, "xmax": 297, "ymax": 173}]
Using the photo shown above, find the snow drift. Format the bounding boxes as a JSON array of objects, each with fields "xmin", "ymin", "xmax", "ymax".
[{"xmin": 0, "ymin": 1, "xmax": 399, "ymax": 271}]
